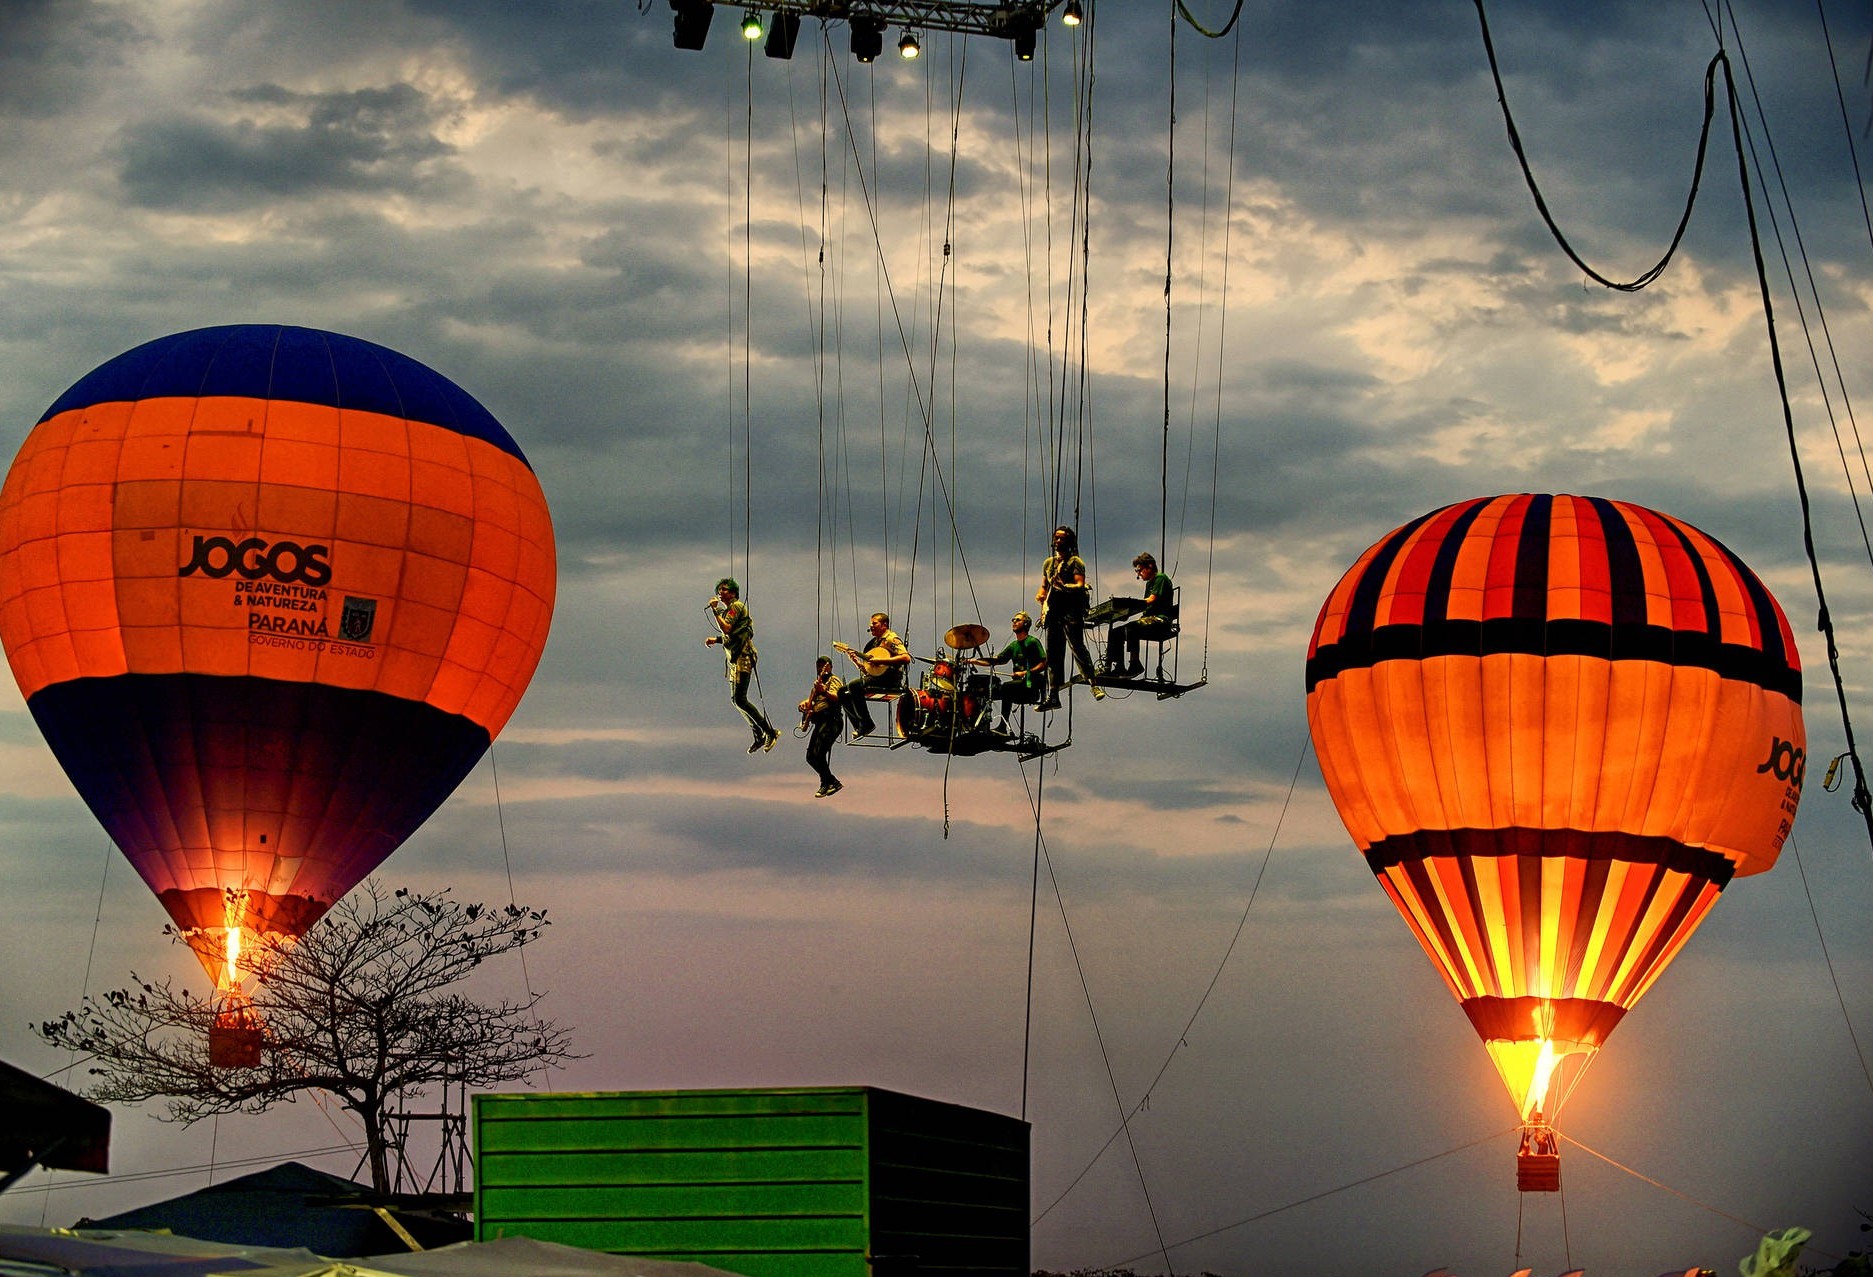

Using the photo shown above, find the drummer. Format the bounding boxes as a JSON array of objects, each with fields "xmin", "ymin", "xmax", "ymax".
[{"xmin": 968, "ymin": 611, "xmax": 1047, "ymax": 733}]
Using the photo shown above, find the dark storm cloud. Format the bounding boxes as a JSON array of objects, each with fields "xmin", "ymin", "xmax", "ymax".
[
  {"xmin": 114, "ymin": 83, "xmax": 458, "ymax": 210},
  {"xmin": 0, "ymin": 0, "xmax": 143, "ymax": 117}
]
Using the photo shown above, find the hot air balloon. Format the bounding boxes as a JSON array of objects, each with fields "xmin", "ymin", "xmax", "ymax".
[
  {"xmin": 1305, "ymin": 494, "xmax": 1803, "ymax": 1191},
  {"xmin": 0, "ymin": 325, "xmax": 556, "ymax": 1051}
]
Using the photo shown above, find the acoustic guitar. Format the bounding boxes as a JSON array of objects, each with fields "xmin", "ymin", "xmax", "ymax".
[{"xmin": 832, "ymin": 640, "xmax": 900, "ymax": 679}]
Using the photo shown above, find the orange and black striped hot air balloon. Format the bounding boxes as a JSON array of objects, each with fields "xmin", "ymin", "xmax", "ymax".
[
  {"xmin": 0, "ymin": 325, "xmax": 556, "ymax": 1016},
  {"xmin": 1305, "ymin": 494, "xmax": 1804, "ymax": 1191}
]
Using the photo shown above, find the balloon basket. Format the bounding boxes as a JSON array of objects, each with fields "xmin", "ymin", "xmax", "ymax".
[
  {"xmin": 1516, "ymin": 1122, "xmax": 1561, "ymax": 1193},
  {"xmin": 209, "ymin": 1002, "xmax": 263, "ymax": 1069}
]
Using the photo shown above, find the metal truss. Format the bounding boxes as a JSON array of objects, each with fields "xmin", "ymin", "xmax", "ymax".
[{"xmin": 683, "ymin": 0, "xmax": 1069, "ymax": 39}]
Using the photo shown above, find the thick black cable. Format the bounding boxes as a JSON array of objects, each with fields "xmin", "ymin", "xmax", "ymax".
[
  {"xmin": 1475, "ymin": 1, "xmax": 1873, "ymax": 854},
  {"xmin": 1474, "ymin": 0, "xmax": 1717, "ymax": 292},
  {"xmin": 1173, "ymin": 0, "xmax": 1245, "ymax": 39},
  {"xmin": 1718, "ymin": 0, "xmax": 1873, "ymax": 572},
  {"xmin": 1717, "ymin": 51, "xmax": 1873, "ymax": 852}
]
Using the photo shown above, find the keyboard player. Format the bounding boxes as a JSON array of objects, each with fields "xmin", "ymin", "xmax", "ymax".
[{"xmin": 1100, "ymin": 551, "xmax": 1175, "ymax": 677}]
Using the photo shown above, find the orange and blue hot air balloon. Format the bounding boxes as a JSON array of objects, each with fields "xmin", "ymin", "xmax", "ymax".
[
  {"xmin": 0, "ymin": 324, "xmax": 556, "ymax": 992},
  {"xmin": 1305, "ymin": 494, "xmax": 1803, "ymax": 1191}
]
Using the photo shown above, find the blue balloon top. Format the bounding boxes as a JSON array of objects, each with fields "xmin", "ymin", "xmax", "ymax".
[{"xmin": 41, "ymin": 325, "xmax": 530, "ymax": 466}]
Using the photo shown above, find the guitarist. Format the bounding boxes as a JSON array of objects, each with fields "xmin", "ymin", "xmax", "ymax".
[
  {"xmin": 837, "ymin": 612, "xmax": 911, "ymax": 738},
  {"xmin": 1036, "ymin": 525, "xmax": 1103, "ymax": 709},
  {"xmin": 798, "ymin": 656, "xmax": 845, "ymax": 797},
  {"xmin": 703, "ymin": 577, "xmax": 779, "ymax": 754}
]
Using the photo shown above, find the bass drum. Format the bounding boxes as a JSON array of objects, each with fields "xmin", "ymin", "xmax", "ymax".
[{"xmin": 897, "ymin": 689, "xmax": 938, "ymax": 737}]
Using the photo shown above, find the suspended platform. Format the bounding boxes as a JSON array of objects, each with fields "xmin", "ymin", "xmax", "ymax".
[
  {"xmin": 1077, "ymin": 671, "xmax": 1207, "ymax": 700},
  {"xmin": 891, "ymin": 718, "xmax": 1069, "ymax": 762}
]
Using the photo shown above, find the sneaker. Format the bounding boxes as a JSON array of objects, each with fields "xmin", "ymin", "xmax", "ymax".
[
  {"xmin": 1036, "ymin": 697, "xmax": 1061, "ymax": 711},
  {"xmin": 763, "ymin": 728, "xmax": 780, "ymax": 753},
  {"xmin": 1124, "ymin": 663, "xmax": 1146, "ymax": 678},
  {"xmin": 747, "ymin": 737, "xmax": 765, "ymax": 754},
  {"xmin": 1091, "ymin": 685, "xmax": 1106, "ymax": 701},
  {"xmin": 820, "ymin": 779, "xmax": 843, "ymax": 798}
]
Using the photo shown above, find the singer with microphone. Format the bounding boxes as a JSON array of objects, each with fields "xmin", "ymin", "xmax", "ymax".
[{"xmin": 703, "ymin": 577, "xmax": 779, "ymax": 755}]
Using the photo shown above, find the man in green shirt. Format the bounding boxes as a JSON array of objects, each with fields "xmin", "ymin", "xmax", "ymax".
[
  {"xmin": 1103, "ymin": 551, "xmax": 1175, "ymax": 677},
  {"xmin": 970, "ymin": 611, "xmax": 1047, "ymax": 733}
]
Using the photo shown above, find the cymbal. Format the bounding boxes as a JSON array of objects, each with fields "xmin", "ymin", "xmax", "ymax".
[{"xmin": 944, "ymin": 622, "xmax": 991, "ymax": 650}]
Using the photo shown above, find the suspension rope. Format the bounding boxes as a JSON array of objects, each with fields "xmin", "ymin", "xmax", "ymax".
[
  {"xmin": 1558, "ymin": 1132, "xmax": 1814, "ymax": 1252},
  {"xmin": 1022, "ymin": 769, "xmax": 1178, "ymax": 1274},
  {"xmin": 1197, "ymin": 4, "xmax": 1242, "ymax": 680},
  {"xmin": 1160, "ymin": 0, "xmax": 1176, "ymax": 567},
  {"xmin": 1104, "ymin": 1126, "xmax": 1517, "ymax": 1269},
  {"xmin": 1474, "ymin": 0, "xmax": 1873, "ymax": 855},
  {"xmin": 1032, "ymin": 733, "xmax": 1307, "ymax": 1226},
  {"xmin": 1788, "ymin": 839, "xmax": 1873, "ymax": 1096}
]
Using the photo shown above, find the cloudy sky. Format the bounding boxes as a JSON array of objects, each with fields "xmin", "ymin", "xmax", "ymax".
[{"xmin": 2, "ymin": 0, "xmax": 1871, "ymax": 1273}]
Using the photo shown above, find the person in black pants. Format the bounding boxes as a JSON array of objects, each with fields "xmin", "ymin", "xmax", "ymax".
[
  {"xmin": 1034, "ymin": 526, "xmax": 1103, "ymax": 709},
  {"xmin": 798, "ymin": 656, "xmax": 845, "ymax": 797},
  {"xmin": 1103, "ymin": 551, "xmax": 1175, "ymax": 677}
]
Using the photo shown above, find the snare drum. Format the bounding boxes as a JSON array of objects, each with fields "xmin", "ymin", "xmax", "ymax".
[{"xmin": 930, "ymin": 658, "xmax": 956, "ymax": 695}]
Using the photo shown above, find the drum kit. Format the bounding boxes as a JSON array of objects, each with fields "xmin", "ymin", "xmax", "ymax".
[{"xmin": 895, "ymin": 622, "xmax": 997, "ymax": 741}]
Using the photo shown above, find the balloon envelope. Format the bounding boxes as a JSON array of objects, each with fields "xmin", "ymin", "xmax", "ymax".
[
  {"xmin": 1306, "ymin": 494, "xmax": 1803, "ymax": 1118},
  {"xmin": 0, "ymin": 325, "xmax": 556, "ymax": 981}
]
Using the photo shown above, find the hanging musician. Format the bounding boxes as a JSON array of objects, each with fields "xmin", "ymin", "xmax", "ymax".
[
  {"xmin": 1035, "ymin": 525, "xmax": 1102, "ymax": 709},
  {"xmin": 1101, "ymin": 551, "xmax": 1176, "ymax": 678},
  {"xmin": 833, "ymin": 611, "xmax": 911, "ymax": 738},
  {"xmin": 967, "ymin": 610, "xmax": 1048, "ymax": 733},
  {"xmin": 703, "ymin": 577, "xmax": 779, "ymax": 754},
  {"xmin": 798, "ymin": 655, "xmax": 845, "ymax": 798}
]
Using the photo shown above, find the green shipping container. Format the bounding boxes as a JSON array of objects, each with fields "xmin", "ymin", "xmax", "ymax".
[{"xmin": 472, "ymin": 1086, "xmax": 1029, "ymax": 1277}]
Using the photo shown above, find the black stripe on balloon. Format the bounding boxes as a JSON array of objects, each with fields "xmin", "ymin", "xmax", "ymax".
[
  {"xmin": 1563, "ymin": 854, "xmax": 1615, "ymax": 990},
  {"xmin": 1512, "ymin": 494, "xmax": 1553, "ymax": 622},
  {"xmin": 1588, "ymin": 496, "xmax": 1650, "ymax": 630},
  {"xmin": 1303, "ymin": 617, "xmax": 1801, "ymax": 701},
  {"xmin": 1660, "ymin": 516, "xmax": 1726, "ymax": 649},
  {"xmin": 1338, "ymin": 507, "xmax": 1439, "ymax": 644},
  {"xmin": 1363, "ymin": 827, "xmax": 1736, "ymax": 888},
  {"xmin": 1393, "ymin": 858, "xmax": 1472, "ymax": 981},
  {"xmin": 1421, "ymin": 499, "xmax": 1488, "ymax": 629},
  {"xmin": 1610, "ymin": 870, "xmax": 1706, "ymax": 1006}
]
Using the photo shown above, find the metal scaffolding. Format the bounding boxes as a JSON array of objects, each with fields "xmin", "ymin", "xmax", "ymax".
[{"xmin": 670, "ymin": 0, "xmax": 1074, "ymax": 41}]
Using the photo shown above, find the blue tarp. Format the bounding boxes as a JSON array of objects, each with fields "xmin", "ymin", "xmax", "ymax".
[{"xmin": 78, "ymin": 1164, "xmax": 464, "ymax": 1258}]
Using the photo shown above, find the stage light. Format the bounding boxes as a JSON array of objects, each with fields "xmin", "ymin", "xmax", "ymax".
[
  {"xmin": 851, "ymin": 16, "xmax": 884, "ymax": 62},
  {"xmin": 741, "ymin": 8, "xmax": 763, "ymax": 40},
  {"xmin": 671, "ymin": 0, "xmax": 714, "ymax": 50},
  {"xmin": 765, "ymin": 11, "xmax": 800, "ymax": 58},
  {"xmin": 897, "ymin": 28, "xmax": 920, "ymax": 58},
  {"xmin": 1014, "ymin": 24, "xmax": 1036, "ymax": 59},
  {"xmin": 1062, "ymin": 0, "xmax": 1083, "ymax": 26}
]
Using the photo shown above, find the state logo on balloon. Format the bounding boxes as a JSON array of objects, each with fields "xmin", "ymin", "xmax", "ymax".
[
  {"xmin": 0, "ymin": 324, "xmax": 556, "ymax": 1005},
  {"xmin": 1305, "ymin": 494, "xmax": 1803, "ymax": 1191}
]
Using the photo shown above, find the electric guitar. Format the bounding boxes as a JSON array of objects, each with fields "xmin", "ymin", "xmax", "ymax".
[{"xmin": 832, "ymin": 640, "xmax": 900, "ymax": 679}]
